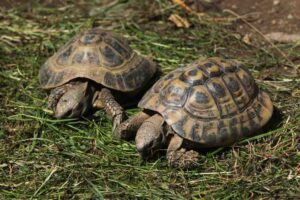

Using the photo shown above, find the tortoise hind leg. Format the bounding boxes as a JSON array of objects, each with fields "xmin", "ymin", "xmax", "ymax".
[
  {"xmin": 93, "ymin": 88, "xmax": 127, "ymax": 131},
  {"xmin": 167, "ymin": 134, "xmax": 199, "ymax": 169}
]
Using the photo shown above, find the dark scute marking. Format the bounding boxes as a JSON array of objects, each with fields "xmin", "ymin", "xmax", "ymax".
[
  {"xmin": 203, "ymin": 131, "xmax": 216, "ymax": 144},
  {"xmin": 258, "ymin": 94, "xmax": 267, "ymax": 108},
  {"xmin": 229, "ymin": 118, "xmax": 238, "ymax": 126},
  {"xmin": 202, "ymin": 123, "xmax": 217, "ymax": 143},
  {"xmin": 165, "ymin": 84, "xmax": 187, "ymax": 104},
  {"xmin": 241, "ymin": 126, "xmax": 250, "ymax": 136},
  {"xmin": 249, "ymin": 118, "xmax": 260, "ymax": 130},
  {"xmin": 242, "ymin": 74, "xmax": 252, "ymax": 87},
  {"xmin": 104, "ymin": 72, "xmax": 116, "ymax": 88},
  {"xmin": 123, "ymin": 68, "xmax": 140, "ymax": 89},
  {"xmin": 72, "ymin": 52, "xmax": 85, "ymax": 64},
  {"xmin": 101, "ymin": 46, "xmax": 123, "ymax": 67},
  {"xmin": 110, "ymin": 38, "xmax": 131, "ymax": 59},
  {"xmin": 188, "ymin": 69, "xmax": 198, "ymax": 76},
  {"xmin": 165, "ymin": 73, "xmax": 174, "ymax": 80},
  {"xmin": 226, "ymin": 77, "xmax": 240, "ymax": 92},
  {"xmin": 58, "ymin": 45, "xmax": 73, "ymax": 64},
  {"xmin": 166, "ymin": 85, "xmax": 176, "ymax": 94},
  {"xmin": 172, "ymin": 119, "xmax": 186, "ymax": 137},
  {"xmin": 39, "ymin": 64, "xmax": 51, "ymax": 85},
  {"xmin": 195, "ymin": 91, "xmax": 209, "ymax": 104},
  {"xmin": 223, "ymin": 64, "xmax": 237, "ymax": 73},
  {"xmin": 240, "ymin": 70, "xmax": 258, "ymax": 98},
  {"xmin": 218, "ymin": 120, "xmax": 225, "ymax": 128},
  {"xmin": 210, "ymin": 82, "xmax": 226, "ymax": 97},
  {"xmin": 254, "ymin": 103, "xmax": 263, "ymax": 118},
  {"xmin": 103, "ymin": 37, "xmax": 112, "ymax": 44},
  {"xmin": 180, "ymin": 75, "xmax": 203, "ymax": 85},
  {"xmin": 87, "ymin": 52, "xmax": 100, "ymax": 65},
  {"xmin": 229, "ymin": 126, "xmax": 239, "ymax": 139},
  {"xmin": 203, "ymin": 62, "xmax": 213, "ymax": 68},
  {"xmin": 116, "ymin": 74, "xmax": 125, "ymax": 90},
  {"xmin": 124, "ymin": 58, "xmax": 151, "ymax": 89},
  {"xmin": 247, "ymin": 110, "xmax": 256, "ymax": 119},
  {"xmin": 218, "ymin": 128, "xmax": 229, "ymax": 143},
  {"xmin": 52, "ymin": 71, "xmax": 64, "ymax": 86},
  {"xmin": 225, "ymin": 104, "xmax": 238, "ymax": 116},
  {"xmin": 100, "ymin": 32, "xmax": 107, "ymax": 37},
  {"xmin": 204, "ymin": 62, "xmax": 222, "ymax": 77},
  {"xmin": 227, "ymin": 67, "xmax": 237, "ymax": 73},
  {"xmin": 82, "ymin": 34, "xmax": 96, "ymax": 44},
  {"xmin": 191, "ymin": 122, "xmax": 201, "ymax": 142}
]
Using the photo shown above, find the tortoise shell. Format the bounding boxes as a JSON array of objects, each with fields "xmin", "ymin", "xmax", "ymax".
[
  {"xmin": 39, "ymin": 28, "xmax": 157, "ymax": 92},
  {"xmin": 139, "ymin": 57, "xmax": 273, "ymax": 147}
]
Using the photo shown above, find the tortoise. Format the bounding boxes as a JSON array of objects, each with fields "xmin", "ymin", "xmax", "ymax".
[
  {"xmin": 117, "ymin": 57, "xmax": 273, "ymax": 168},
  {"xmin": 39, "ymin": 28, "xmax": 157, "ymax": 130}
]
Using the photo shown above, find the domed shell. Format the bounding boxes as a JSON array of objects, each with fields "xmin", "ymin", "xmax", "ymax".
[
  {"xmin": 39, "ymin": 28, "xmax": 157, "ymax": 92},
  {"xmin": 139, "ymin": 58, "xmax": 273, "ymax": 147}
]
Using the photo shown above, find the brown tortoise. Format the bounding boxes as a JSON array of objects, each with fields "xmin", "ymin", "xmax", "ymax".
[
  {"xmin": 39, "ymin": 28, "xmax": 157, "ymax": 130},
  {"xmin": 117, "ymin": 57, "xmax": 273, "ymax": 168}
]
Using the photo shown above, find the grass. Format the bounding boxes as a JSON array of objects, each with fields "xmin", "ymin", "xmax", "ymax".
[{"xmin": 0, "ymin": 0, "xmax": 299, "ymax": 199}]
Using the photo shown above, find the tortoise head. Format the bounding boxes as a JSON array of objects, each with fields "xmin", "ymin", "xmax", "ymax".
[
  {"xmin": 135, "ymin": 114, "xmax": 167, "ymax": 159},
  {"xmin": 49, "ymin": 80, "xmax": 95, "ymax": 118}
]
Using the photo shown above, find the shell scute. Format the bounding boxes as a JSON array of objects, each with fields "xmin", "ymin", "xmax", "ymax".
[
  {"xmin": 184, "ymin": 85, "xmax": 220, "ymax": 119},
  {"xmin": 57, "ymin": 45, "xmax": 73, "ymax": 65},
  {"xmin": 180, "ymin": 67, "xmax": 207, "ymax": 85},
  {"xmin": 236, "ymin": 67, "xmax": 257, "ymax": 98},
  {"xmin": 109, "ymin": 38, "xmax": 131, "ymax": 59},
  {"xmin": 39, "ymin": 28, "xmax": 157, "ymax": 92},
  {"xmin": 100, "ymin": 46, "xmax": 123, "ymax": 67},
  {"xmin": 206, "ymin": 78, "xmax": 238, "ymax": 117},
  {"xmin": 160, "ymin": 80, "xmax": 189, "ymax": 107},
  {"xmin": 200, "ymin": 61, "xmax": 222, "ymax": 77},
  {"xmin": 80, "ymin": 33, "xmax": 101, "ymax": 44},
  {"xmin": 139, "ymin": 58, "xmax": 273, "ymax": 147}
]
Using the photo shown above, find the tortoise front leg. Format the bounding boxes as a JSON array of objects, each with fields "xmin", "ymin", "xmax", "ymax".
[
  {"xmin": 116, "ymin": 111, "xmax": 151, "ymax": 140},
  {"xmin": 93, "ymin": 88, "xmax": 127, "ymax": 131},
  {"xmin": 167, "ymin": 134, "xmax": 199, "ymax": 169}
]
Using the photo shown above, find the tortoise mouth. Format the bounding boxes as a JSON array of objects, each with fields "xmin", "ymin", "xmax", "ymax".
[{"xmin": 136, "ymin": 140, "xmax": 154, "ymax": 159}]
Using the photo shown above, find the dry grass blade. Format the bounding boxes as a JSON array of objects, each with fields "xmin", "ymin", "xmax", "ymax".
[{"xmin": 171, "ymin": 0, "xmax": 193, "ymax": 13}]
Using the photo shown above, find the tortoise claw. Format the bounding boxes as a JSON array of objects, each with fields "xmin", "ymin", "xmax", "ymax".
[
  {"xmin": 167, "ymin": 149, "xmax": 199, "ymax": 169},
  {"xmin": 112, "ymin": 112, "xmax": 128, "ymax": 133}
]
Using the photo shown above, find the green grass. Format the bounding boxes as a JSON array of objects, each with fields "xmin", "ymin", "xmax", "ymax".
[{"xmin": 0, "ymin": 0, "xmax": 299, "ymax": 199}]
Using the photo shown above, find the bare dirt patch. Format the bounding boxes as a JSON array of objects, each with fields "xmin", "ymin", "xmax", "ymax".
[{"xmin": 219, "ymin": 0, "xmax": 300, "ymax": 34}]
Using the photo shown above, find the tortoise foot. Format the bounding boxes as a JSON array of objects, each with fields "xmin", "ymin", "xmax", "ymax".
[{"xmin": 167, "ymin": 149, "xmax": 199, "ymax": 169}]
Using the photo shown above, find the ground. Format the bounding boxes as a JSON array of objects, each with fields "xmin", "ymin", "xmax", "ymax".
[
  {"xmin": 0, "ymin": 0, "xmax": 299, "ymax": 199},
  {"xmin": 219, "ymin": 0, "xmax": 300, "ymax": 33}
]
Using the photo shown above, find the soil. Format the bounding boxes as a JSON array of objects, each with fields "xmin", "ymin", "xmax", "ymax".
[
  {"xmin": 188, "ymin": 0, "xmax": 300, "ymax": 34},
  {"xmin": 2, "ymin": 0, "xmax": 299, "ymax": 34},
  {"xmin": 219, "ymin": 0, "xmax": 300, "ymax": 34}
]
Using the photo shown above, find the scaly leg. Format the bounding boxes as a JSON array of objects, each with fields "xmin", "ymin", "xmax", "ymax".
[
  {"xmin": 116, "ymin": 111, "xmax": 151, "ymax": 140},
  {"xmin": 167, "ymin": 134, "xmax": 199, "ymax": 169},
  {"xmin": 93, "ymin": 88, "xmax": 127, "ymax": 131}
]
